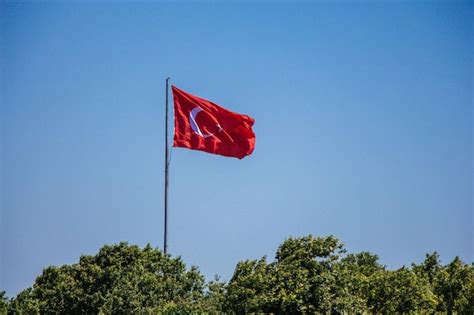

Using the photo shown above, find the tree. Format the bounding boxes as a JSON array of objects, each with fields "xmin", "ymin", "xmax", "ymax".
[
  {"xmin": 8, "ymin": 243, "xmax": 210, "ymax": 314},
  {"xmin": 225, "ymin": 235, "xmax": 352, "ymax": 313},
  {"xmin": 0, "ymin": 291, "xmax": 9, "ymax": 315},
  {"xmin": 413, "ymin": 253, "xmax": 474, "ymax": 314},
  {"xmin": 270, "ymin": 235, "xmax": 344, "ymax": 313},
  {"xmin": 365, "ymin": 267, "xmax": 438, "ymax": 313},
  {"xmin": 224, "ymin": 235, "xmax": 469, "ymax": 314},
  {"xmin": 412, "ymin": 252, "xmax": 442, "ymax": 284},
  {"xmin": 5, "ymin": 235, "xmax": 474, "ymax": 314},
  {"xmin": 202, "ymin": 275, "xmax": 226, "ymax": 313},
  {"xmin": 333, "ymin": 252, "xmax": 384, "ymax": 313},
  {"xmin": 434, "ymin": 257, "xmax": 474, "ymax": 314},
  {"xmin": 224, "ymin": 257, "xmax": 271, "ymax": 313},
  {"xmin": 7, "ymin": 288, "xmax": 40, "ymax": 314},
  {"xmin": 340, "ymin": 252, "xmax": 384, "ymax": 277}
]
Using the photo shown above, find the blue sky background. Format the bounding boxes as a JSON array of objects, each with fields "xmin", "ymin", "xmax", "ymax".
[{"xmin": 1, "ymin": 0, "xmax": 472, "ymax": 296}]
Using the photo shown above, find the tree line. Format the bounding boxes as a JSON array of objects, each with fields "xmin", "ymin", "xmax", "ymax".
[{"xmin": 1, "ymin": 235, "xmax": 473, "ymax": 314}]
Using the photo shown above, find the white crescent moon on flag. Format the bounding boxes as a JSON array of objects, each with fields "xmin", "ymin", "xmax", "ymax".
[{"xmin": 189, "ymin": 107, "xmax": 214, "ymax": 138}]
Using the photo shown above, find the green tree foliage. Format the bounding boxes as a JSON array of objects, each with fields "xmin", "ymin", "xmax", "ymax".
[
  {"xmin": 202, "ymin": 275, "xmax": 226, "ymax": 313},
  {"xmin": 436, "ymin": 257, "xmax": 474, "ymax": 314},
  {"xmin": 224, "ymin": 236, "xmax": 359, "ymax": 313},
  {"xmin": 225, "ymin": 235, "xmax": 473, "ymax": 314},
  {"xmin": 412, "ymin": 253, "xmax": 474, "ymax": 314},
  {"xmin": 3, "ymin": 236, "xmax": 473, "ymax": 314},
  {"xmin": 7, "ymin": 243, "xmax": 215, "ymax": 314},
  {"xmin": 0, "ymin": 291, "xmax": 9, "ymax": 314},
  {"xmin": 365, "ymin": 267, "xmax": 437, "ymax": 313},
  {"xmin": 223, "ymin": 257, "xmax": 271, "ymax": 313}
]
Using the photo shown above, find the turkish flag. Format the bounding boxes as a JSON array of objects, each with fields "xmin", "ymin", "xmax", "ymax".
[{"xmin": 172, "ymin": 85, "xmax": 255, "ymax": 159}]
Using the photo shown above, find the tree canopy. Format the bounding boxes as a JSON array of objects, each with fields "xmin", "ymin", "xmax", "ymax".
[{"xmin": 2, "ymin": 236, "xmax": 473, "ymax": 314}]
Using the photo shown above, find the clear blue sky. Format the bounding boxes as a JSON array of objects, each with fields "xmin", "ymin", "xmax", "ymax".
[{"xmin": 1, "ymin": 0, "xmax": 472, "ymax": 297}]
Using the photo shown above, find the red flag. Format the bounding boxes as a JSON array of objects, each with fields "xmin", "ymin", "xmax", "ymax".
[{"xmin": 172, "ymin": 85, "xmax": 255, "ymax": 159}]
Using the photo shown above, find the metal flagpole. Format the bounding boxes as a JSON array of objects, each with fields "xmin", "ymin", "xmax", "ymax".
[{"xmin": 164, "ymin": 77, "xmax": 170, "ymax": 254}]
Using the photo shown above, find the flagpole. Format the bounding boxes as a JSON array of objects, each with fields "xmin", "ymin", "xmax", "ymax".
[{"xmin": 164, "ymin": 77, "xmax": 170, "ymax": 254}]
